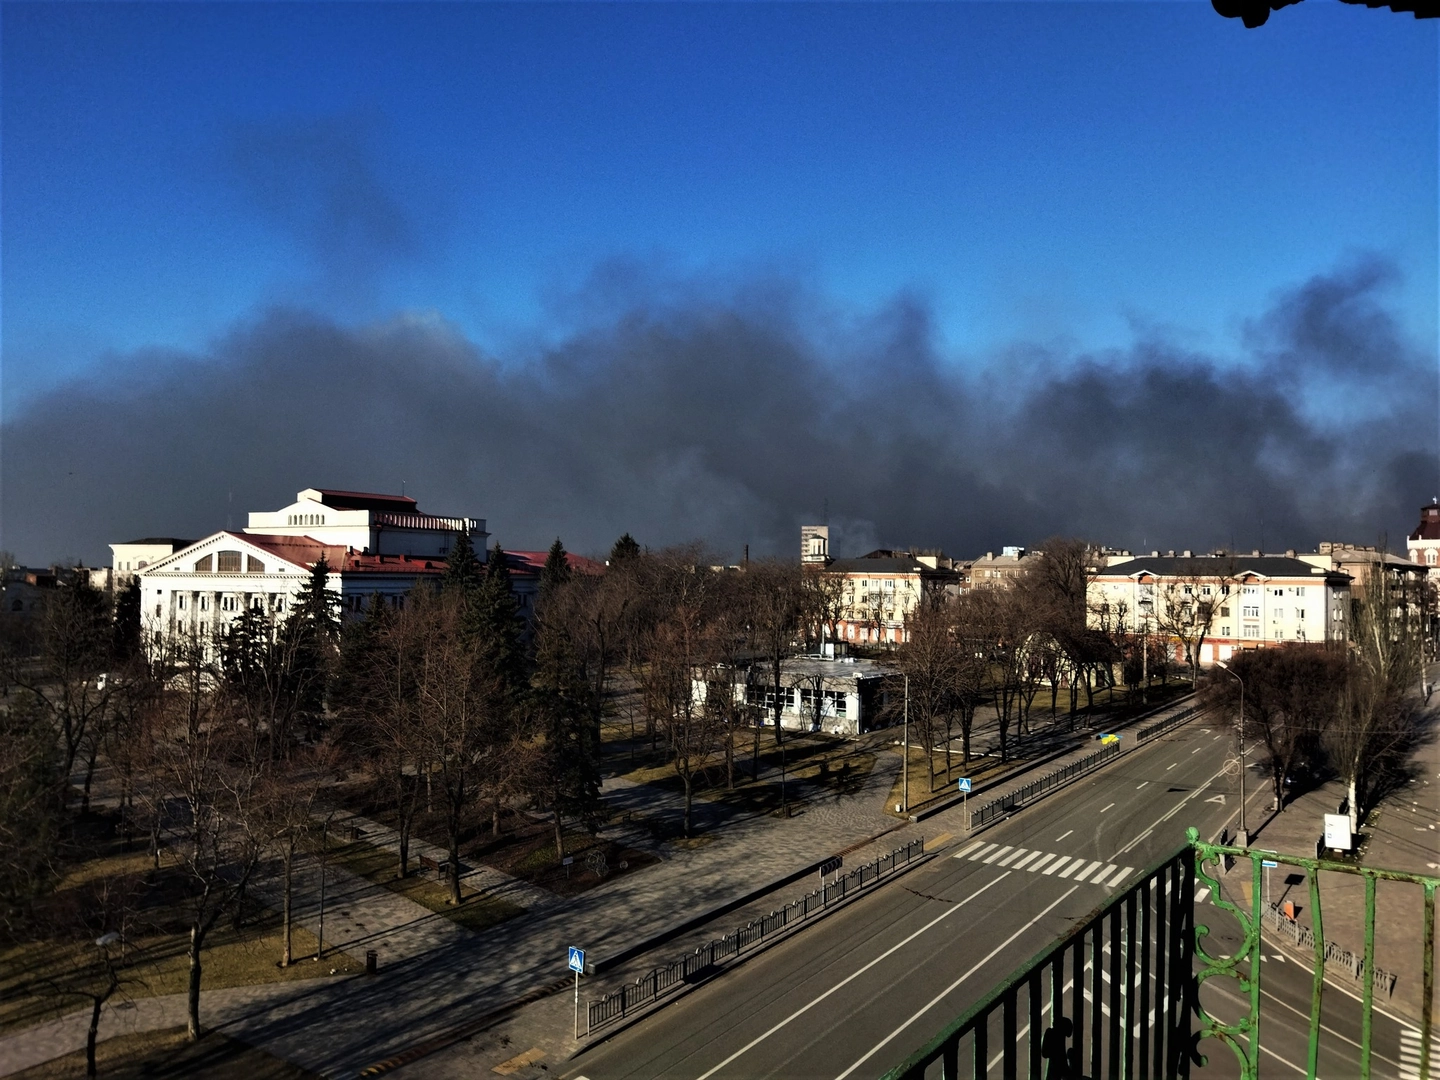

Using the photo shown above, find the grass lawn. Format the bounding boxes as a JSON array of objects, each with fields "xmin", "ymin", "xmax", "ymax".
[
  {"xmin": 1, "ymin": 848, "xmax": 349, "ymax": 1037},
  {"xmin": 10, "ymin": 1025, "xmax": 319, "ymax": 1080},
  {"xmin": 320, "ymin": 837, "xmax": 525, "ymax": 934}
]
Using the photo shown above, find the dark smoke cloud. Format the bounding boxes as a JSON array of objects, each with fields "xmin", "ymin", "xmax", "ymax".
[{"xmin": 1, "ymin": 256, "xmax": 1434, "ymax": 566}]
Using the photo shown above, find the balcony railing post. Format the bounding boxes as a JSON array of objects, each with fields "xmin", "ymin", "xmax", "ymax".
[
  {"xmin": 1421, "ymin": 881, "xmax": 1434, "ymax": 1080},
  {"xmin": 1361, "ymin": 872, "xmax": 1378, "ymax": 1080}
]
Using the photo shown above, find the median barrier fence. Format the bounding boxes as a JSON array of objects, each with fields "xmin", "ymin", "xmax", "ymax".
[
  {"xmin": 586, "ymin": 838, "xmax": 925, "ymax": 1033},
  {"xmin": 968, "ymin": 705, "xmax": 1202, "ymax": 829}
]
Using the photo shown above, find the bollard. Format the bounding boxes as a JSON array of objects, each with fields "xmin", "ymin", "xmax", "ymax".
[{"xmin": 365, "ymin": 949, "xmax": 378, "ymax": 975}]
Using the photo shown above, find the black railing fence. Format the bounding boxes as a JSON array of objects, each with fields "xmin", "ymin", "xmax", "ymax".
[
  {"xmin": 587, "ymin": 838, "xmax": 926, "ymax": 1032},
  {"xmin": 969, "ymin": 705, "xmax": 1200, "ymax": 829},
  {"xmin": 882, "ymin": 846, "xmax": 1198, "ymax": 1080}
]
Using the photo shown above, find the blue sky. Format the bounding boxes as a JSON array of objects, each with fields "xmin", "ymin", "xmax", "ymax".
[{"xmin": 3, "ymin": 1, "xmax": 1435, "ymax": 417}]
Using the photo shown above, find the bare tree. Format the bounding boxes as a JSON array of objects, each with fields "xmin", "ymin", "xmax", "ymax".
[
  {"xmin": 746, "ymin": 560, "xmax": 806, "ymax": 814},
  {"xmin": 1329, "ymin": 565, "xmax": 1425, "ymax": 830},
  {"xmin": 896, "ymin": 601, "xmax": 961, "ymax": 791}
]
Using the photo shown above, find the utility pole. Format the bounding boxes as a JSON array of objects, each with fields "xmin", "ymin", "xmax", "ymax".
[
  {"xmin": 901, "ymin": 674, "xmax": 910, "ymax": 814},
  {"xmin": 1217, "ymin": 660, "xmax": 1247, "ymax": 846}
]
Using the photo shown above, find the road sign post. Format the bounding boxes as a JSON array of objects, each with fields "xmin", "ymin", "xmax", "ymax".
[
  {"xmin": 568, "ymin": 946, "xmax": 585, "ymax": 1039},
  {"xmin": 1259, "ymin": 852, "xmax": 1278, "ymax": 911},
  {"xmin": 957, "ymin": 777, "xmax": 972, "ymax": 830}
]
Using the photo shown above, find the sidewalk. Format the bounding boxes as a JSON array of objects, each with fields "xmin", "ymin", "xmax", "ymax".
[
  {"xmin": 1239, "ymin": 669, "xmax": 1440, "ymax": 1026},
  {"xmin": 3, "ymin": 741, "xmax": 913, "ymax": 1078}
]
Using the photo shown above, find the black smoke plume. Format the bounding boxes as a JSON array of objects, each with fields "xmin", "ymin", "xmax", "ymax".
[{"xmin": 1, "ymin": 255, "xmax": 1434, "ymax": 565}]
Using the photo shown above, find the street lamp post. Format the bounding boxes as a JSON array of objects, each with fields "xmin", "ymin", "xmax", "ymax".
[
  {"xmin": 901, "ymin": 674, "xmax": 910, "ymax": 814},
  {"xmin": 1217, "ymin": 659, "xmax": 1247, "ymax": 846}
]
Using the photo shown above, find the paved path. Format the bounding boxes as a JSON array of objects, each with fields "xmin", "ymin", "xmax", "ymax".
[{"xmin": 0, "ymin": 978, "xmax": 334, "ymax": 1078}]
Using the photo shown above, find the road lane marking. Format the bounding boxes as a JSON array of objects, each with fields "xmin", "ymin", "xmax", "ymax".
[
  {"xmin": 1114, "ymin": 763, "xmax": 1227, "ymax": 859},
  {"xmin": 1057, "ymin": 860, "xmax": 1083, "ymax": 878},
  {"xmin": 995, "ymin": 848, "xmax": 1028, "ymax": 867},
  {"xmin": 973, "ymin": 843, "xmax": 999, "ymax": 861},
  {"xmin": 1136, "ymin": 781, "xmax": 1149, "ymax": 790},
  {"xmin": 1028, "ymin": 853, "xmax": 1057, "ymax": 873},
  {"xmin": 832, "ymin": 887, "xmax": 1081, "ymax": 1080},
  {"xmin": 1166, "ymin": 763, "xmax": 1178, "ymax": 770},
  {"xmin": 1071, "ymin": 860, "xmax": 1104, "ymax": 882},
  {"xmin": 1055, "ymin": 830, "xmax": 1073, "ymax": 842},
  {"xmin": 1192, "ymin": 747, "xmax": 1202, "ymax": 754},
  {"xmin": 1100, "ymin": 803, "xmax": 1115, "ymax": 813},
  {"xmin": 953, "ymin": 840, "xmax": 984, "ymax": 859},
  {"xmin": 983, "ymin": 846, "xmax": 1014, "ymax": 864},
  {"xmin": 1042, "ymin": 857, "xmax": 1072, "ymax": 876},
  {"xmin": 692, "ymin": 875, "xmax": 1010, "ymax": 1080},
  {"xmin": 1010, "ymin": 851, "xmax": 1041, "ymax": 870},
  {"xmin": 1103, "ymin": 866, "xmax": 1134, "ymax": 887}
]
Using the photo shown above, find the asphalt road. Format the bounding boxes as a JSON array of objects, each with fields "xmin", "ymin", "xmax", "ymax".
[{"xmin": 566, "ymin": 721, "xmax": 1422, "ymax": 1080}]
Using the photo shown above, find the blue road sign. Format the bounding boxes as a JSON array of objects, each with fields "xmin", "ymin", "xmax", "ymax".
[
  {"xmin": 957, "ymin": 777, "xmax": 972, "ymax": 793},
  {"xmin": 1261, "ymin": 859, "xmax": 1279, "ymax": 869},
  {"xmin": 568, "ymin": 946, "xmax": 585, "ymax": 974}
]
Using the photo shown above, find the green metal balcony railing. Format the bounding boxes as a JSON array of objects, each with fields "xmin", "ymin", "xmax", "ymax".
[{"xmin": 882, "ymin": 828, "xmax": 1438, "ymax": 1080}]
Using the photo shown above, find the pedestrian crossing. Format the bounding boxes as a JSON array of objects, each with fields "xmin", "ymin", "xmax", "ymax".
[
  {"xmin": 1400, "ymin": 1025, "xmax": 1424, "ymax": 1080},
  {"xmin": 953, "ymin": 840, "xmax": 1134, "ymax": 889}
]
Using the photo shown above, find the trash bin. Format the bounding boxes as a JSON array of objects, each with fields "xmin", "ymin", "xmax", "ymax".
[{"xmin": 365, "ymin": 949, "xmax": 377, "ymax": 975}]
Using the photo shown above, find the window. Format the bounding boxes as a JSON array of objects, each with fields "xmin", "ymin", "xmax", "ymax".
[
  {"xmin": 178, "ymin": 595, "xmax": 187, "ymax": 610},
  {"xmin": 1242, "ymin": 585, "xmax": 1258, "ymax": 595},
  {"xmin": 1219, "ymin": 605, "xmax": 1230, "ymax": 618},
  {"xmin": 1296, "ymin": 608, "xmax": 1305, "ymax": 620},
  {"xmin": 1293, "ymin": 586, "xmax": 1305, "ymax": 596},
  {"xmin": 247, "ymin": 556, "xmax": 265, "ymax": 573},
  {"xmin": 1201, "ymin": 586, "xmax": 1212, "ymax": 596},
  {"xmin": 1220, "ymin": 625, "xmax": 1230, "ymax": 636},
  {"xmin": 216, "ymin": 550, "xmax": 242, "ymax": 573},
  {"xmin": 275, "ymin": 597, "xmax": 285, "ymax": 612},
  {"xmin": 1242, "ymin": 605, "xmax": 1259, "ymax": 618},
  {"xmin": 1272, "ymin": 608, "xmax": 1283, "ymax": 621},
  {"xmin": 194, "ymin": 555, "xmax": 213, "ymax": 573},
  {"xmin": 1429, "ymin": 550, "xmax": 1438, "ymax": 566},
  {"xmin": 155, "ymin": 603, "xmax": 162, "ymax": 617},
  {"xmin": 1243, "ymin": 624, "xmax": 1260, "ymax": 638},
  {"xmin": 251, "ymin": 595, "xmax": 265, "ymax": 610},
  {"xmin": 1273, "ymin": 588, "xmax": 1284, "ymax": 597},
  {"xmin": 200, "ymin": 595, "xmax": 209, "ymax": 611},
  {"xmin": 221, "ymin": 595, "xmax": 238, "ymax": 612},
  {"xmin": 1183, "ymin": 585, "xmax": 1193, "ymax": 596}
]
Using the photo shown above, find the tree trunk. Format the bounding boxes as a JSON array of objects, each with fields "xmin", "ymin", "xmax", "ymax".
[
  {"xmin": 553, "ymin": 805, "xmax": 565, "ymax": 864},
  {"xmin": 450, "ymin": 822, "xmax": 464, "ymax": 906},
  {"xmin": 86, "ymin": 995, "xmax": 103, "ymax": 1078},
  {"xmin": 751, "ymin": 724, "xmax": 761, "ymax": 781},
  {"xmin": 81, "ymin": 742, "xmax": 99, "ymax": 815},
  {"xmin": 490, "ymin": 792, "xmax": 501, "ymax": 839},
  {"xmin": 281, "ymin": 843, "xmax": 294, "ymax": 967},
  {"xmin": 724, "ymin": 728, "xmax": 734, "ymax": 791},
  {"xmin": 187, "ymin": 926, "xmax": 203, "ymax": 1041},
  {"xmin": 682, "ymin": 773, "xmax": 694, "ymax": 837},
  {"xmin": 1348, "ymin": 775, "xmax": 1360, "ymax": 833}
]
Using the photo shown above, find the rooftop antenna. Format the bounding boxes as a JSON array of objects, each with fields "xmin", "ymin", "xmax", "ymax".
[{"xmin": 401, "ymin": 480, "xmax": 406, "ymax": 498}]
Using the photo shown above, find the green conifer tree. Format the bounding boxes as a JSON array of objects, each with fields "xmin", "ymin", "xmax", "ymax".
[
  {"xmin": 541, "ymin": 538, "xmax": 571, "ymax": 594},
  {"xmin": 609, "ymin": 533, "xmax": 641, "ymax": 563},
  {"xmin": 440, "ymin": 530, "xmax": 484, "ymax": 599}
]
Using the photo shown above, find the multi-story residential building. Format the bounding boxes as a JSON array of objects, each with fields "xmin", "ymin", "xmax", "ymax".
[
  {"xmin": 1408, "ymin": 502, "xmax": 1440, "ymax": 570},
  {"xmin": 1090, "ymin": 552, "xmax": 1351, "ymax": 668},
  {"xmin": 826, "ymin": 550, "xmax": 963, "ymax": 646},
  {"xmin": 130, "ymin": 487, "xmax": 582, "ymax": 654},
  {"xmin": 1298, "ymin": 542, "xmax": 1427, "ymax": 599},
  {"xmin": 965, "ymin": 546, "xmax": 1035, "ymax": 588}
]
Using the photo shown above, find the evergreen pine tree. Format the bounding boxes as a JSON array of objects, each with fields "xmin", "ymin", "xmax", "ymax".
[
  {"xmin": 283, "ymin": 553, "xmax": 340, "ymax": 732},
  {"xmin": 532, "ymin": 602, "xmax": 602, "ymax": 855},
  {"xmin": 440, "ymin": 529, "xmax": 484, "ymax": 598},
  {"xmin": 540, "ymin": 538, "xmax": 571, "ymax": 594},
  {"xmin": 609, "ymin": 533, "xmax": 641, "ymax": 563},
  {"xmin": 467, "ymin": 544, "xmax": 525, "ymax": 691},
  {"xmin": 111, "ymin": 577, "xmax": 142, "ymax": 661}
]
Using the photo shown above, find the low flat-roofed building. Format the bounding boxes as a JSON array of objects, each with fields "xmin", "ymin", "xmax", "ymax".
[{"xmin": 695, "ymin": 655, "xmax": 897, "ymax": 737}]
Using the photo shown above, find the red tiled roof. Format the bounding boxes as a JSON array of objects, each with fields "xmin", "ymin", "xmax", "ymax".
[
  {"xmin": 508, "ymin": 551, "xmax": 606, "ymax": 576},
  {"xmin": 239, "ymin": 534, "xmax": 447, "ymax": 576}
]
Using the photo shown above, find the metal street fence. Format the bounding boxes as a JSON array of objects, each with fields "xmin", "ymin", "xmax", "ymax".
[
  {"xmin": 1136, "ymin": 704, "xmax": 1201, "ymax": 743},
  {"xmin": 967, "ymin": 704, "xmax": 1201, "ymax": 829},
  {"xmin": 1266, "ymin": 901, "xmax": 1398, "ymax": 997},
  {"xmin": 586, "ymin": 838, "xmax": 925, "ymax": 1033}
]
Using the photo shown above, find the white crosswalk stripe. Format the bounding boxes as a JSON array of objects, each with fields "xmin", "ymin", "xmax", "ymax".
[
  {"xmin": 951, "ymin": 842, "xmax": 1139, "ymax": 890},
  {"xmin": 1399, "ymin": 1026, "xmax": 1423, "ymax": 1080}
]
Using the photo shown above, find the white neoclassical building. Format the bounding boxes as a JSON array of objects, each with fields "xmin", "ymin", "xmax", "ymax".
[{"xmin": 129, "ymin": 488, "xmax": 489, "ymax": 652}]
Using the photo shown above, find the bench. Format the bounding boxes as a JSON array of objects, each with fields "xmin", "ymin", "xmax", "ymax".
[{"xmin": 418, "ymin": 854, "xmax": 457, "ymax": 881}]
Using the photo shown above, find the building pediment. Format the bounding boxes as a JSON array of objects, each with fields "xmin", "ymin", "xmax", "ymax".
[{"xmin": 139, "ymin": 532, "xmax": 311, "ymax": 577}]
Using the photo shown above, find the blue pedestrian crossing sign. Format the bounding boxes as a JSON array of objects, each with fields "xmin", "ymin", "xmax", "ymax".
[
  {"xmin": 568, "ymin": 946, "xmax": 585, "ymax": 974},
  {"xmin": 957, "ymin": 777, "xmax": 972, "ymax": 793}
]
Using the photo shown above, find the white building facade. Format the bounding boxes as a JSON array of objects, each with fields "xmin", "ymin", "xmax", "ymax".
[
  {"xmin": 134, "ymin": 488, "xmax": 487, "ymax": 653},
  {"xmin": 1090, "ymin": 553, "xmax": 1351, "ymax": 667}
]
